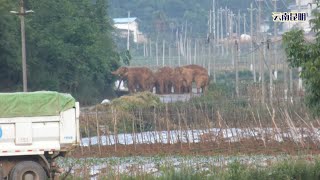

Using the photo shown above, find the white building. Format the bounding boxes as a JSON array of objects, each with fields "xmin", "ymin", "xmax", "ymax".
[
  {"xmin": 282, "ymin": 0, "xmax": 317, "ymax": 33},
  {"xmin": 113, "ymin": 17, "xmax": 147, "ymax": 43}
]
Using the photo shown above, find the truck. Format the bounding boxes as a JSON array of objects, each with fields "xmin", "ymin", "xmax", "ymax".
[{"xmin": 0, "ymin": 91, "xmax": 80, "ymax": 179}]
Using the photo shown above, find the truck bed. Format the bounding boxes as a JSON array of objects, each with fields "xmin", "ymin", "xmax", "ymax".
[{"xmin": 0, "ymin": 104, "xmax": 80, "ymax": 156}]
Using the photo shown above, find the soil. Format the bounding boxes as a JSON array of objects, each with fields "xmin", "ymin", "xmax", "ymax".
[{"xmin": 70, "ymin": 138, "xmax": 320, "ymax": 158}]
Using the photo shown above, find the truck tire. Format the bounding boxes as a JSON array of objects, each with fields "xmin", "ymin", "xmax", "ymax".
[{"xmin": 9, "ymin": 161, "xmax": 47, "ymax": 180}]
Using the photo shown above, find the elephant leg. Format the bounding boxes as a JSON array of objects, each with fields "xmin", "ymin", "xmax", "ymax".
[
  {"xmin": 159, "ymin": 81, "xmax": 164, "ymax": 94},
  {"xmin": 127, "ymin": 80, "xmax": 135, "ymax": 93}
]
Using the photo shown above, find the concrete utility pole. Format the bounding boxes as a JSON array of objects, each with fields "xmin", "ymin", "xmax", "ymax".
[
  {"xmin": 149, "ymin": 39, "xmax": 152, "ymax": 57},
  {"xmin": 230, "ymin": 11, "xmax": 235, "ymax": 66},
  {"xmin": 162, "ymin": 40, "xmax": 165, "ymax": 67},
  {"xmin": 217, "ymin": 9, "xmax": 220, "ymax": 45},
  {"xmin": 10, "ymin": 0, "xmax": 33, "ymax": 92},
  {"xmin": 229, "ymin": 11, "xmax": 233, "ymax": 39},
  {"xmin": 143, "ymin": 41, "xmax": 146, "ymax": 57},
  {"xmin": 212, "ymin": 0, "xmax": 216, "ymax": 41},
  {"xmin": 235, "ymin": 40, "xmax": 239, "ymax": 97},
  {"xmin": 20, "ymin": 0, "xmax": 27, "ymax": 92},
  {"xmin": 243, "ymin": 13, "xmax": 246, "ymax": 34},
  {"xmin": 225, "ymin": 7, "xmax": 228, "ymax": 38},
  {"xmin": 261, "ymin": 37, "xmax": 266, "ymax": 104},
  {"xmin": 237, "ymin": 10, "xmax": 241, "ymax": 37},
  {"xmin": 257, "ymin": 0, "xmax": 263, "ymax": 38},
  {"xmin": 208, "ymin": 41, "xmax": 211, "ymax": 76},
  {"xmin": 209, "ymin": 10, "xmax": 212, "ymax": 34},
  {"xmin": 248, "ymin": 3, "xmax": 256, "ymax": 82},
  {"xmin": 194, "ymin": 39, "xmax": 197, "ymax": 64},
  {"xmin": 284, "ymin": 60, "xmax": 288, "ymax": 101},
  {"xmin": 267, "ymin": 39, "xmax": 273, "ymax": 104},
  {"xmin": 127, "ymin": 11, "xmax": 130, "ymax": 51},
  {"xmin": 168, "ymin": 44, "xmax": 171, "ymax": 66},
  {"xmin": 289, "ymin": 68, "xmax": 293, "ymax": 101},
  {"xmin": 298, "ymin": 0, "xmax": 303, "ymax": 92},
  {"xmin": 178, "ymin": 40, "xmax": 181, "ymax": 66},
  {"xmin": 273, "ymin": 0, "xmax": 278, "ymax": 80},
  {"xmin": 156, "ymin": 40, "xmax": 159, "ymax": 66},
  {"xmin": 219, "ymin": 8, "xmax": 224, "ymax": 55}
]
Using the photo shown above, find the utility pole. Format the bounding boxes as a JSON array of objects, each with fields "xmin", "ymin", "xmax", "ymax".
[
  {"xmin": 267, "ymin": 39, "xmax": 273, "ymax": 104},
  {"xmin": 261, "ymin": 37, "xmax": 266, "ymax": 104},
  {"xmin": 127, "ymin": 11, "xmax": 130, "ymax": 51},
  {"xmin": 273, "ymin": 0, "xmax": 278, "ymax": 80},
  {"xmin": 168, "ymin": 44, "xmax": 171, "ymax": 66},
  {"xmin": 225, "ymin": 7, "xmax": 228, "ymax": 37},
  {"xmin": 162, "ymin": 40, "xmax": 165, "ymax": 67},
  {"xmin": 217, "ymin": 9, "xmax": 220, "ymax": 46},
  {"xmin": 229, "ymin": 11, "xmax": 233, "ymax": 39},
  {"xmin": 297, "ymin": 0, "xmax": 303, "ymax": 92},
  {"xmin": 149, "ymin": 39, "xmax": 152, "ymax": 57},
  {"xmin": 178, "ymin": 40, "xmax": 181, "ymax": 66},
  {"xmin": 225, "ymin": 7, "xmax": 229, "ymax": 55},
  {"xmin": 284, "ymin": 60, "xmax": 288, "ymax": 102},
  {"xmin": 248, "ymin": 3, "xmax": 256, "ymax": 82},
  {"xmin": 289, "ymin": 68, "xmax": 293, "ymax": 102},
  {"xmin": 194, "ymin": 39, "xmax": 197, "ymax": 64},
  {"xmin": 208, "ymin": 41, "xmax": 211, "ymax": 77},
  {"xmin": 243, "ymin": 13, "xmax": 246, "ymax": 34},
  {"xmin": 257, "ymin": 0, "xmax": 263, "ymax": 38},
  {"xmin": 219, "ymin": 8, "xmax": 224, "ymax": 56},
  {"xmin": 156, "ymin": 40, "xmax": 159, "ymax": 66},
  {"xmin": 230, "ymin": 11, "xmax": 234, "ymax": 66},
  {"xmin": 237, "ymin": 10, "xmax": 241, "ymax": 37},
  {"xmin": 235, "ymin": 40, "xmax": 239, "ymax": 97},
  {"xmin": 143, "ymin": 41, "xmax": 146, "ymax": 57},
  {"xmin": 209, "ymin": 10, "xmax": 212, "ymax": 34},
  {"xmin": 212, "ymin": 0, "xmax": 216, "ymax": 42},
  {"xmin": 11, "ymin": 0, "xmax": 33, "ymax": 92}
]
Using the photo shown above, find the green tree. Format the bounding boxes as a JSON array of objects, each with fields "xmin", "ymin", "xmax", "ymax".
[
  {"xmin": 23, "ymin": 0, "xmax": 120, "ymax": 103},
  {"xmin": 282, "ymin": 9, "xmax": 320, "ymax": 116},
  {"xmin": 0, "ymin": 0, "xmax": 21, "ymax": 91}
]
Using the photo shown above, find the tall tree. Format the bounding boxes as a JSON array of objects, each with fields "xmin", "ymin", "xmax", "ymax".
[
  {"xmin": 0, "ymin": 0, "xmax": 21, "ymax": 90},
  {"xmin": 283, "ymin": 9, "xmax": 320, "ymax": 116}
]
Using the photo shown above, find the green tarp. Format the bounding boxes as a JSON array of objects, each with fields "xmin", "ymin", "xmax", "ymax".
[{"xmin": 0, "ymin": 91, "xmax": 76, "ymax": 118}]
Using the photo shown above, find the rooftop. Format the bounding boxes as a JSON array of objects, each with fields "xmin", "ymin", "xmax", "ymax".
[{"xmin": 113, "ymin": 17, "xmax": 137, "ymax": 24}]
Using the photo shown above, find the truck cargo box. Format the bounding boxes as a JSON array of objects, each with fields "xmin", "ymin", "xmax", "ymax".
[{"xmin": 0, "ymin": 91, "xmax": 80, "ymax": 156}]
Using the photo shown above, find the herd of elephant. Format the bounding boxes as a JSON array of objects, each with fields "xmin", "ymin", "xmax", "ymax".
[{"xmin": 111, "ymin": 64, "xmax": 209, "ymax": 94}]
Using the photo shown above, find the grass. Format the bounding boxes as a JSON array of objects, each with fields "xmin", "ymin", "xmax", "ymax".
[{"xmin": 59, "ymin": 155, "xmax": 320, "ymax": 180}]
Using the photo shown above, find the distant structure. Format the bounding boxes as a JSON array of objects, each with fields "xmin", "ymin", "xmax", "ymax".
[
  {"xmin": 113, "ymin": 17, "xmax": 147, "ymax": 43},
  {"xmin": 282, "ymin": 0, "xmax": 318, "ymax": 33}
]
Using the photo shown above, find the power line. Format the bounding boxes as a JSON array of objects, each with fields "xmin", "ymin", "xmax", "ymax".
[
  {"xmin": 264, "ymin": 0, "xmax": 273, "ymax": 10},
  {"xmin": 280, "ymin": 0, "xmax": 289, "ymax": 9}
]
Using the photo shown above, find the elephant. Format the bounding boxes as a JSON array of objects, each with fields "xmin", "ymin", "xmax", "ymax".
[
  {"xmin": 182, "ymin": 64, "xmax": 209, "ymax": 93},
  {"xmin": 111, "ymin": 67, "xmax": 154, "ymax": 93},
  {"xmin": 154, "ymin": 66, "xmax": 174, "ymax": 94},
  {"xmin": 172, "ymin": 67, "xmax": 194, "ymax": 94}
]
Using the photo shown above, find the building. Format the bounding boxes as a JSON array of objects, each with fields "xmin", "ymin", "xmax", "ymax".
[
  {"xmin": 113, "ymin": 17, "xmax": 147, "ymax": 43},
  {"xmin": 282, "ymin": 0, "xmax": 317, "ymax": 33}
]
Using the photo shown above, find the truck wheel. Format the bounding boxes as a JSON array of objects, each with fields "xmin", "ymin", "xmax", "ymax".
[{"xmin": 9, "ymin": 161, "xmax": 47, "ymax": 180}]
